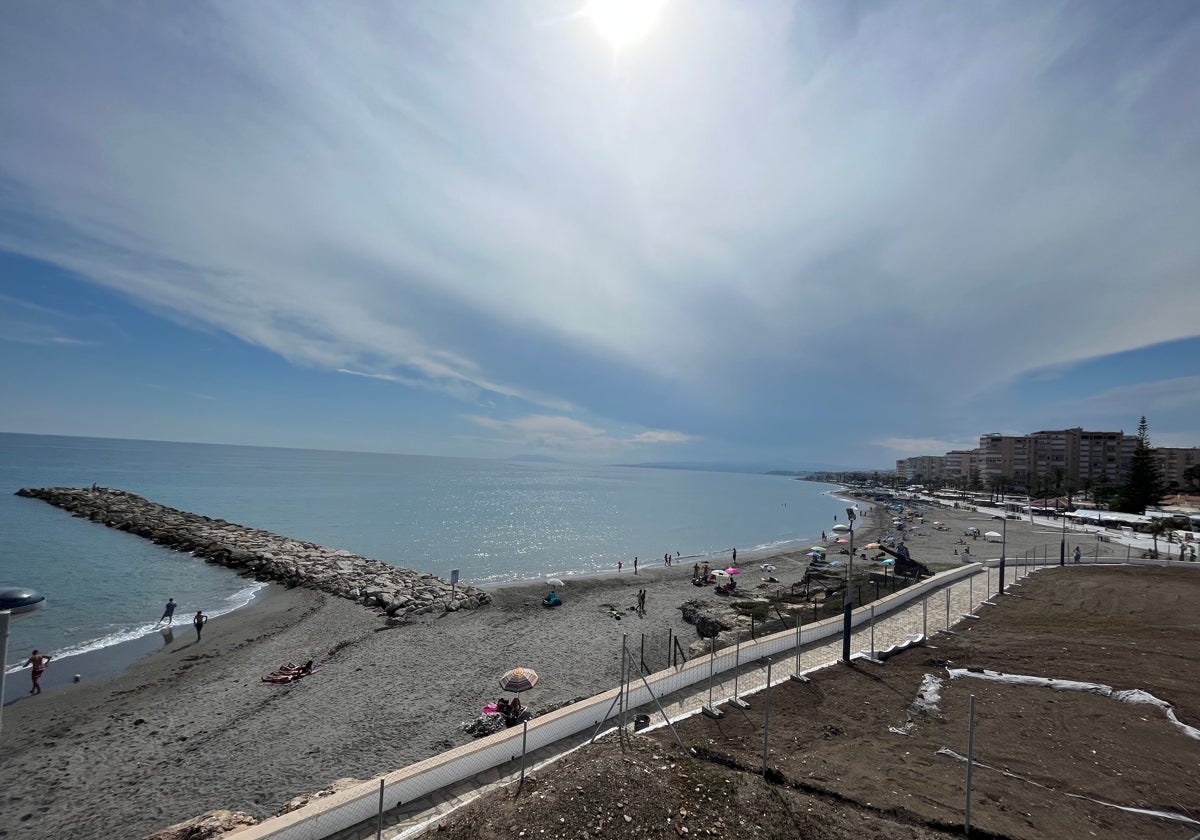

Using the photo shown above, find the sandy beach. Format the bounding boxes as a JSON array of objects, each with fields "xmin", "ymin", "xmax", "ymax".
[{"xmin": 0, "ymin": 494, "xmax": 1144, "ymax": 838}]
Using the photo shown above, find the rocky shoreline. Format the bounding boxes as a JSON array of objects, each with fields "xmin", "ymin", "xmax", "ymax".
[{"xmin": 15, "ymin": 486, "xmax": 492, "ymax": 620}]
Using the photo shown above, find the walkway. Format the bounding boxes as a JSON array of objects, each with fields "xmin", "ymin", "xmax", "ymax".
[{"xmin": 326, "ymin": 561, "xmax": 1037, "ymax": 840}]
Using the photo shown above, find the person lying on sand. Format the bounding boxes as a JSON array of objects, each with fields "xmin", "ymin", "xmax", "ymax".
[
  {"xmin": 278, "ymin": 660, "xmax": 313, "ymax": 675},
  {"xmin": 262, "ymin": 661, "xmax": 314, "ymax": 684}
]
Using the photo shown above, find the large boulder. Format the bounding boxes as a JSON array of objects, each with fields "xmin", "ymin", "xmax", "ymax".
[
  {"xmin": 277, "ymin": 777, "xmax": 371, "ymax": 814},
  {"xmin": 140, "ymin": 809, "xmax": 258, "ymax": 840},
  {"xmin": 679, "ymin": 600, "xmax": 733, "ymax": 639}
]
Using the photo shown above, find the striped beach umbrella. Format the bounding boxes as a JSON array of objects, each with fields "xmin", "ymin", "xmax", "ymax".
[{"xmin": 499, "ymin": 667, "xmax": 539, "ymax": 694}]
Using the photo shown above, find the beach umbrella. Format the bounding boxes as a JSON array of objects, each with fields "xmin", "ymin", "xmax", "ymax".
[
  {"xmin": 724, "ymin": 567, "xmax": 740, "ymax": 575},
  {"xmin": 985, "ymin": 530, "xmax": 1002, "ymax": 539},
  {"xmin": 711, "ymin": 569, "xmax": 730, "ymax": 578},
  {"xmin": 865, "ymin": 542, "xmax": 881, "ymax": 550},
  {"xmin": 545, "ymin": 578, "xmax": 565, "ymax": 588},
  {"xmin": 835, "ymin": 538, "xmax": 849, "ymax": 544},
  {"xmin": 880, "ymin": 558, "xmax": 896, "ymax": 565},
  {"xmin": 499, "ymin": 667, "xmax": 539, "ymax": 694},
  {"xmin": 831, "ymin": 524, "xmax": 850, "ymax": 534},
  {"xmin": 761, "ymin": 564, "xmax": 777, "ymax": 572},
  {"xmin": 809, "ymin": 545, "xmax": 827, "ymax": 553}
]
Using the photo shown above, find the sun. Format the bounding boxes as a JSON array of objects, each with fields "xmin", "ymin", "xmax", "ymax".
[{"xmin": 584, "ymin": 0, "xmax": 667, "ymax": 48}]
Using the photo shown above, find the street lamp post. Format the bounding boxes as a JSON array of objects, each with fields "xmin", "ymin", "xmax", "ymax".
[
  {"xmin": 998, "ymin": 515, "xmax": 1008, "ymax": 595},
  {"xmin": 841, "ymin": 507, "xmax": 856, "ymax": 663},
  {"xmin": 1, "ymin": 587, "xmax": 46, "ymax": 743},
  {"xmin": 1060, "ymin": 508, "xmax": 1067, "ymax": 566}
]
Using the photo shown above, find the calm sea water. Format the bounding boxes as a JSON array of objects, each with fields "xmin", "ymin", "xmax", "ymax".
[{"xmin": 1, "ymin": 433, "xmax": 846, "ymax": 674}]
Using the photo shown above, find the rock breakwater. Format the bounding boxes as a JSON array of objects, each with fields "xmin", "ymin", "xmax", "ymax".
[{"xmin": 15, "ymin": 487, "xmax": 492, "ymax": 619}]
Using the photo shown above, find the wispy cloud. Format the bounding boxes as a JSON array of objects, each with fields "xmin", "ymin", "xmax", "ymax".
[
  {"xmin": 1, "ymin": 1, "xmax": 1197, "ymax": 461},
  {"xmin": 1077, "ymin": 376, "xmax": 1200, "ymax": 416},
  {"xmin": 463, "ymin": 413, "xmax": 694, "ymax": 453},
  {"xmin": 0, "ymin": 293, "xmax": 97, "ymax": 346}
]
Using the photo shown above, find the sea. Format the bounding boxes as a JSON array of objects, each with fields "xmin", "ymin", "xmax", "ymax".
[{"xmin": 0, "ymin": 433, "xmax": 847, "ymax": 695}]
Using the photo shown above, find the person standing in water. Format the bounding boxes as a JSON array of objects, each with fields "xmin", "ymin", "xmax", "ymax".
[
  {"xmin": 193, "ymin": 610, "xmax": 208, "ymax": 641},
  {"xmin": 157, "ymin": 597, "xmax": 177, "ymax": 626},
  {"xmin": 25, "ymin": 650, "xmax": 52, "ymax": 695}
]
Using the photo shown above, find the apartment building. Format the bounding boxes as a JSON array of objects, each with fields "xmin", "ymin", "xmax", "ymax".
[
  {"xmin": 943, "ymin": 449, "xmax": 979, "ymax": 484},
  {"xmin": 904, "ymin": 455, "xmax": 945, "ymax": 484},
  {"xmin": 1155, "ymin": 447, "xmax": 1200, "ymax": 489},
  {"xmin": 978, "ymin": 433, "xmax": 1034, "ymax": 485},
  {"xmin": 977, "ymin": 428, "xmax": 1136, "ymax": 490}
]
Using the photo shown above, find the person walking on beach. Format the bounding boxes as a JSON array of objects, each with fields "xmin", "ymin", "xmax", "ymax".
[
  {"xmin": 633, "ymin": 556, "xmax": 638, "ymax": 575},
  {"xmin": 731, "ymin": 548, "xmax": 737, "ymax": 564},
  {"xmin": 193, "ymin": 610, "xmax": 208, "ymax": 641},
  {"xmin": 24, "ymin": 650, "xmax": 51, "ymax": 695},
  {"xmin": 637, "ymin": 589, "xmax": 646, "ymax": 617},
  {"xmin": 1073, "ymin": 546, "xmax": 1081, "ymax": 564},
  {"xmin": 617, "ymin": 560, "xmax": 623, "ymax": 573},
  {"xmin": 157, "ymin": 597, "xmax": 177, "ymax": 626}
]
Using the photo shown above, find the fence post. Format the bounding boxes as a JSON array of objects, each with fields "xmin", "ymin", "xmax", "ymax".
[
  {"xmin": 869, "ymin": 603, "xmax": 875, "ymax": 660},
  {"xmin": 519, "ymin": 718, "xmax": 529, "ymax": 784},
  {"xmin": 618, "ymin": 633, "xmax": 628, "ymax": 744},
  {"xmin": 945, "ymin": 585, "xmax": 951, "ymax": 630},
  {"xmin": 922, "ymin": 596, "xmax": 928, "ymax": 639},
  {"xmin": 377, "ymin": 779, "xmax": 385, "ymax": 840},
  {"xmin": 968, "ymin": 575, "xmax": 973, "ymax": 611},
  {"xmin": 791, "ymin": 614, "xmax": 806, "ymax": 683},
  {"xmin": 703, "ymin": 636, "xmax": 722, "ymax": 718},
  {"xmin": 731, "ymin": 634, "xmax": 750, "ymax": 708},
  {"xmin": 762, "ymin": 658, "xmax": 773, "ymax": 776},
  {"xmin": 965, "ymin": 694, "xmax": 976, "ymax": 836}
]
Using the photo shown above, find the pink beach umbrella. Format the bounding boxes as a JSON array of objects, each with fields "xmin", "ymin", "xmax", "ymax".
[{"xmin": 724, "ymin": 567, "xmax": 740, "ymax": 575}]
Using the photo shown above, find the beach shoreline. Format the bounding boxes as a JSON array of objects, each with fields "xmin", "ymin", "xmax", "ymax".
[
  {"xmin": 2, "ymin": 495, "xmax": 1139, "ymax": 838},
  {"xmin": 2, "ymin": 581, "xmax": 272, "ymax": 705},
  {"xmin": 4, "ymin": 485, "xmax": 859, "ymax": 706}
]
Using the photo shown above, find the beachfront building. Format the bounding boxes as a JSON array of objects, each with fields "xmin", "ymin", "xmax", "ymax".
[
  {"xmin": 897, "ymin": 428, "xmax": 1194, "ymax": 498},
  {"xmin": 977, "ymin": 428, "xmax": 1137, "ymax": 493},
  {"xmin": 1153, "ymin": 447, "xmax": 1200, "ymax": 490},
  {"xmin": 902, "ymin": 455, "xmax": 945, "ymax": 486},
  {"xmin": 943, "ymin": 449, "xmax": 980, "ymax": 488},
  {"xmin": 978, "ymin": 433, "xmax": 1034, "ymax": 489}
]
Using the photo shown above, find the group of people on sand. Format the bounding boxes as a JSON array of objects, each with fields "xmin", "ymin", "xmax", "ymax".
[
  {"xmin": 18, "ymin": 598, "xmax": 212, "ymax": 699},
  {"xmin": 493, "ymin": 696, "xmax": 529, "ymax": 727},
  {"xmin": 262, "ymin": 660, "xmax": 315, "ymax": 684},
  {"xmin": 155, "ymin": 598, "xmax": 208, "ymax": 640}
]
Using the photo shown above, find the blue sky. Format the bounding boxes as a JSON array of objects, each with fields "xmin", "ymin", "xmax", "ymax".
[{"xmin": 1, "ymin": 0, "xmax": 1198, "ymax": 468}]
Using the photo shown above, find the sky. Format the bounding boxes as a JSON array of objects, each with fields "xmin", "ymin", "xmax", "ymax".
[{"xmin": 1, "ymin": 0, "xmax": 1198, "ymax": 469}]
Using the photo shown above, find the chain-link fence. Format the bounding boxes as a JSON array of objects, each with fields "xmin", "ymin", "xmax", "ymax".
[{"xmin": 234, "ymin": 555, "xmax": 1188, "ymax": 840}]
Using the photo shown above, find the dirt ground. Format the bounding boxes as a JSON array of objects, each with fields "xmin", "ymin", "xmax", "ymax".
[{"xmin": 430, "ymin": 566, "xmax": 1200, "ymax": 839}]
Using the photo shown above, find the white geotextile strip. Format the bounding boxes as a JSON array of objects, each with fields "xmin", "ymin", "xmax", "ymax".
[
  {"xmin": 946, "ymin": 668, "xmax": 1200, "ymax": 741},
  {"xmin": 937, "ymin": 747, "xmax": 1200, "ymax": 829}
]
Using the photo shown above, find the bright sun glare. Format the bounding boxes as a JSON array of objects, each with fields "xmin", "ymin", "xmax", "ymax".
[{"xmin": 584, "ymin": 0, "xmax": 666, "ymax": 47}]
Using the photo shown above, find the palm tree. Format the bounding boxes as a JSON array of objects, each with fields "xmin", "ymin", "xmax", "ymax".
[{"xmin": 1146, "ymin": 517, "xmax": 1173, "ymax": 559}]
